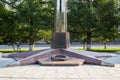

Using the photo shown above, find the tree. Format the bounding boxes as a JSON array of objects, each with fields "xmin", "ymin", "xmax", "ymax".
[
  {"xmin": 68, "ymin": 0, "xmax": 120, "ymax": 50},
  {"xmin": 14, "ymin": 0, "xmax": 54, "ymax": 51},
  {"xmin": 0, "ymin": 1, "xmax": 21, "ymax": 51},
  {"xmin": 0, "ymin": 0, "xmax": 54, "ymax": 51},
  {"xmin": 0, "ymin": 3, "xmax": 4, "ymax": 43},
  {"xmin": 68, "ymin": 0, "xmax": 99, "ymax": 50},
  {"xmin": 93, "ymin": 0, "xmax": 120, "ymax": 49}
]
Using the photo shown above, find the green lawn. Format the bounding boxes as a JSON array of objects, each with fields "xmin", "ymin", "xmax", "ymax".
[
  {"xmin": 91, "ymin": 48, "xmax": 120, "ymax": 53},
  {"xmin": 0, "ymin": 50, "xmax": 29, "ymax": 53},
  {"xmin": 1, "ymin": 48, "xmax": 120, "ymax": 53},
  {"xmin": 78, "ymin": 48, "xmax": 120, "ymax": 53},
  {"xmin": 0, "ymin": 48, "xmax": 41, "ymax": 53}
]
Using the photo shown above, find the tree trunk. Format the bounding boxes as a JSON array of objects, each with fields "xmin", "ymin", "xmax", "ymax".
[
  {"xmin": 29, "ymin": 40, "xmax": 34, "ymax": 51},
  {"xmin": 83, "ymin": 43, "xmax": 86, "ymax": 49},
  {"xmin": 16, "ymin": 42, "xmax": 21, "ymax": 52},
  {"xmin": 11, "ymin": 44, "xmax": 16, "ymax": 51},
  {"xmin": 29, "ymin": 44, "xmax": 34, "ymax": 51},
  {"xmin": 104, "ymin": 42, "xmax": 107, "ymax": 49},
  {"xmin": 83, "ymin": 39, "xmax": 86, "ymax": 49},
  {"xmin": 86, "ymin": 32, "xmax": 92, "ymax": 51}
]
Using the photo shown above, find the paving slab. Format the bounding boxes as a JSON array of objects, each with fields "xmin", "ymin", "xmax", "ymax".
[
  {"xmin": 104, "ymin": 55, "xmax": 120, "ymax": 64},
  {"xmin": 0, "ymin": 51, "xmax": 120, "ymax": 80},
  {"xmin": 0, "ymin": 58, "xmax": 16, "ymax": 68},
  {"xmin": 0, "ymin": 64, "xmax": 120, "ymax": 80}
]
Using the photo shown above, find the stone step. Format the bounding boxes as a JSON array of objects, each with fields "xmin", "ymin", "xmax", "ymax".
[{"xmin": 38, "ymin": 59, "xmax": 85, "ymax": 66}]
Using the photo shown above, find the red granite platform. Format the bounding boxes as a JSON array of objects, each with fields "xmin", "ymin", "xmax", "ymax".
[{"xmin": 4, "ymin": 49, "xmax": 114, "ymax": 67}]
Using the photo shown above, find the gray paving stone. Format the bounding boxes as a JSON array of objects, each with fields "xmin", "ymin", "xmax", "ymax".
[
  {"xmin": 0, "ymin": 58, "xmax": 16, "ymax": 67},
  {"xmin": 0, "ymin": 65, "xmax": 120, "ymax": 80},
  {"xmin": 0, "ymin": 78, "xmax": 56, "ymax": 80},
  {"xmin": 104, "ymin": 55, "xmax": 120, "ymax": 64}
]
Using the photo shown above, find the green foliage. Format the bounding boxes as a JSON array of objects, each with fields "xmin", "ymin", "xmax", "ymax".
[
  {"xmin": 68, "ymin": 0, "xmax": 120, "ymax": 50},
  {"xmin": 0, "ymin": 0, "xmax": 119, "ymax": 51},
  {"xmin": 16, "ymin": 0, "xmax": 52, "ymax": 45},
  {"xmin": 68, "ymin": 0, "xmax": 100, "ymax": 50},
  {"xmin": 93, "ymin": 0, "xmax": 119, "ymax": 42},
  {"xmin": 0, "ymin": 0, "xmax": 54, "ymax": 51},
  {"xmin": 0, "ymin": 2, "xmax": 19, "ymax": 46},
  {"xmin": 43, "ymin": 30, "xmax": 52, "ymax": 44}
]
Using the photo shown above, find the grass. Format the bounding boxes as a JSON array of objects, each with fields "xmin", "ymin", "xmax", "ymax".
[
  {"xmin": 0, "ymin": 49, "xmax": 29, "ymax": 53},
  {"xmin": 0, "ymin": 48, "xmax": 41, "ymax": 53},
  {"xmin": 78, "ymin": 48, "xmax": 120, "ymax": 53},
  {"xmin": 1, "ymin": 48, "xmax": 120, "ymax": 53},
  {"xmin": 91, "ymin": 48, "xmax": 120, "ymax": 53}
]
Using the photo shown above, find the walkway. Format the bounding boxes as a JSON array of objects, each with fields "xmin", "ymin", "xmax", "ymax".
[
  {"xmin": 0, "ymin": 51, "xmax": 120, "ymax": 80},
  {"xmin": 0, "ymin": 64, "xmax": 120, "ymax": 80}
]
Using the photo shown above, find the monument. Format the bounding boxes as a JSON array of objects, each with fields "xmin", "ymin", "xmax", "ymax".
[
  {"xmin": 54, "ymin": 0, "xmax": 67, "ymax": 32},
  {"xmin": 51, "ymin": 0, "xmax": 70, "ymax": 49},
  {"xmin": 1, "ymin": 0, "xmax": 114, "ymax": 67}
]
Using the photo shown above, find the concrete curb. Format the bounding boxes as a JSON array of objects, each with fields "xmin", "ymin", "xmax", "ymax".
[{"xmin": 101, "ymin": 61, "xmax": 115, "ymax": 67}]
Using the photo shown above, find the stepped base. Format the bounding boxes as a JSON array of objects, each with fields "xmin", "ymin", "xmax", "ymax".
[
  {"xmin": 38, "ymin": 59, "xmax": 84, "ymax": 66},
  {"xmin": 51, "ymin": 32, "xmax": 70, "ymax": 49}
]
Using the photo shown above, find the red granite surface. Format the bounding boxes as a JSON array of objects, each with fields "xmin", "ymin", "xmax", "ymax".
[
  {"xmin": 38, "ymin": 59, "xmax": 85, "ymax": 66},
  {"xmin": 17, "ymin": 49, "xmax": 103, "ymax": 65},
  {"xmin": 8, "ymin": 49, "xmax": 48, "ymax": 58}
]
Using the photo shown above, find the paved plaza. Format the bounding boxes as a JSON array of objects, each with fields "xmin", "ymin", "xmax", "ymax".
[
  {"xmin": 0, "ymin": 46, "xmax": 120, "ymax": 80},
  {"xmin": 0, "ymin": 53, "xmax": 120, "ymax": 80},
  {"xmin": 0, "ymin": 64, "xmax": 120, "ymax": 80}
]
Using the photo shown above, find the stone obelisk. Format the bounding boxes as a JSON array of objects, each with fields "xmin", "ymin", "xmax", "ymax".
[{"xmin": 51, "ymin": 0, "xmax": 70, "ymax": 49}]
